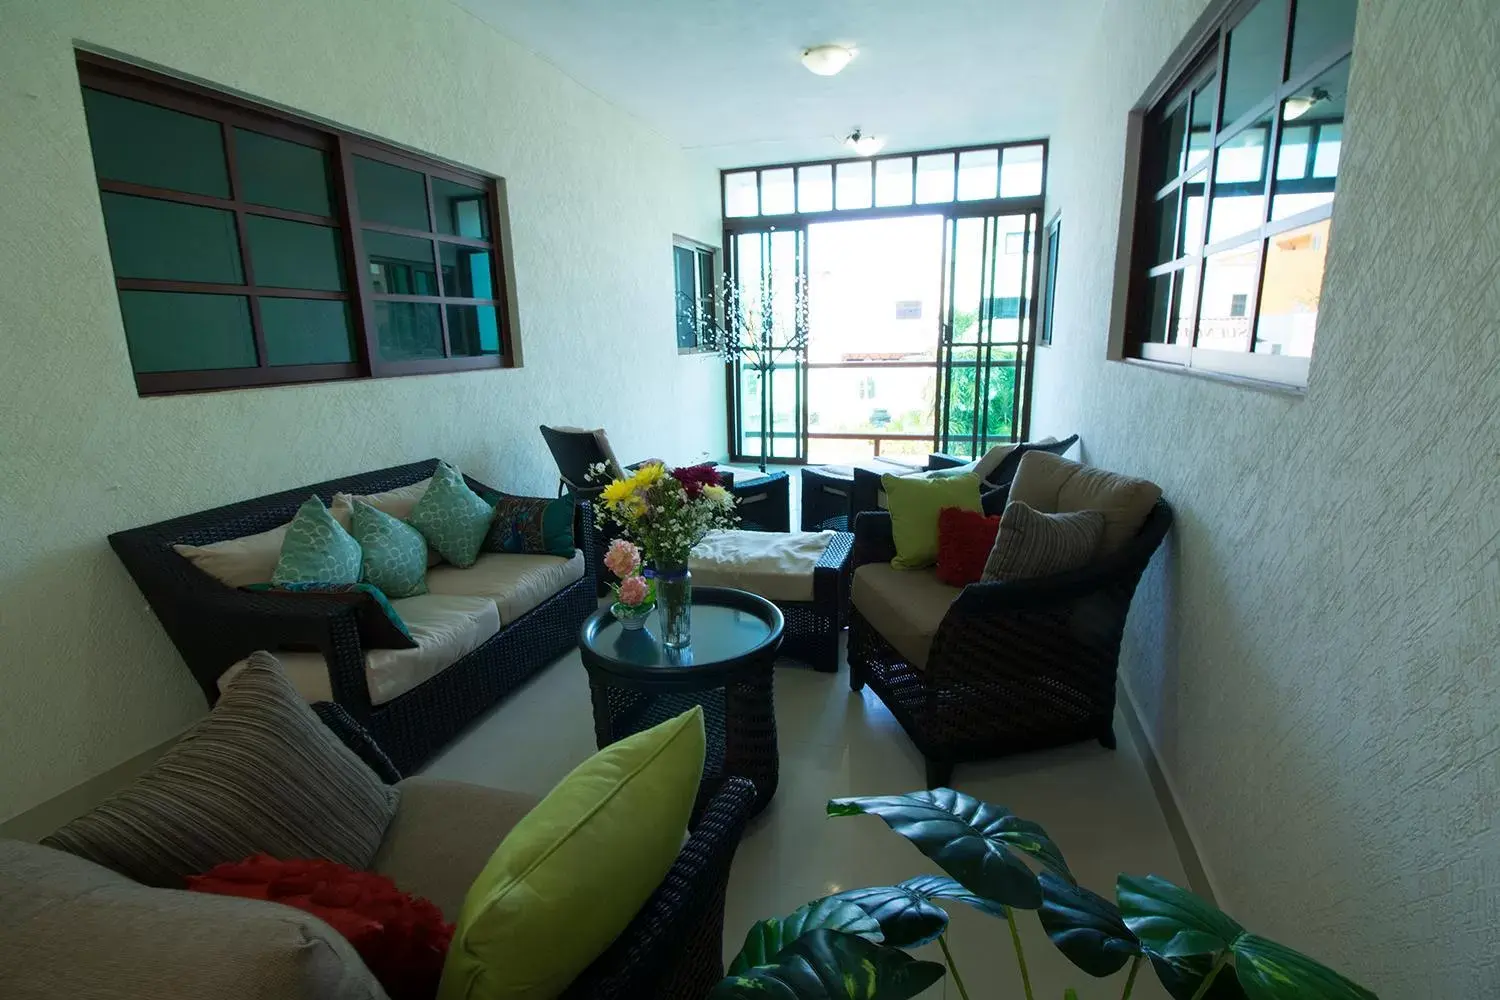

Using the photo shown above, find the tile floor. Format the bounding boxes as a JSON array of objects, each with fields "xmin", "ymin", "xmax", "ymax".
[{"xmin": 423, "ymin": 638, "xmax": 1187, "ymax": 999}]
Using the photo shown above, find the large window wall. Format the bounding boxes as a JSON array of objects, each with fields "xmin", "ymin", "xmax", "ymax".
[{"xmin": 722, "ymin": 142, "xmax": 1047, "ymax": 464}]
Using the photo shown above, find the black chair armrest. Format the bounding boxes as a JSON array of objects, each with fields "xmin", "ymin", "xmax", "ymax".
[
  {"xmin": 562, "ymin": 777, "xmax": 757, "ymax": 999},
  {"xmin": 850, "ymin": 467, "xmax": 885, "ymax": 520},
  {"xmin": 851, "ymin": 510, "xmax": 896, "ymax": 568},
  {"xmin": 926, "ymin": 452, "xmax": 970, "ymax": 470},
  {"xmin": 312, "ymin": 701, "xmax": 402, "ymax": 783}
]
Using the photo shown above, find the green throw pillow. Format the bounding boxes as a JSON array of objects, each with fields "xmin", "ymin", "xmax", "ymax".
[
  {"xmin": 349, "ymin": 498, "xmax": 429, "ymax": 598},
  {"xmin": 244, "ymin": 582, "xmax": 416, "ymax": 649},
  {"xmin": 437, "ymin": 706, "xmax": 705, "ymax": 1000},
  {"xmin": 882, "ymin": 472, "xmax": 983, "ymax": 569},
  {"xmin": 481, "ymin": 493, "xmax": 576, "ymax": 557},
  {"xmin": 409, "ymin": 463, "xmax": 494, "ymax": 569},
  {"xmin": 271, "ymin": 496, "xmax": 362, "ymax": 587}
]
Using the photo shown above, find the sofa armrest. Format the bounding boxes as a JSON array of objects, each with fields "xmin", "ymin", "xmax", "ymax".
[
  {"xmin": 851, "ymin": 510, "xmax": 896, "ymax": 568},
  {"xmin": 926, "ymin": 452, "xmax": 970, "ymax": 470},
  {"xmin": 562, "ymin": 776, "xmax": 757, "ymax": 999},
  {"xmin": 312, "ymin": 701, "xmax": 402, "ymax": 783}
]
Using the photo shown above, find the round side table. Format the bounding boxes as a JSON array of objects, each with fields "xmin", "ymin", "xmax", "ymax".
[{"xmin": 578, "ymin": 587, "xmax": 784, "ymax": 816}]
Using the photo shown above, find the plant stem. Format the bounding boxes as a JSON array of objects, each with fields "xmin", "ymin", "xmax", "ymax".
[
  {"xmin": 1120, "ymin": 955, "xmax": 1142, "ymax": 1000},
  {"xmin": 1188, "ymin": 952, "xmax": 1231, "ymax": 1000},
  {"xmin": 936, "ymin": 933, "xmax": 972, "ymax": 1000},
  {"xmin": 1004, "ymin": 907, "xmax": 1036, "ymax": 1000}
]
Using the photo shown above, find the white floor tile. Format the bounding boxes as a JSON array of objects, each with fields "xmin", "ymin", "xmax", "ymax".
[{"xmin": 420, "ymin": 637, "xmax": 1185, "ymax": 999}]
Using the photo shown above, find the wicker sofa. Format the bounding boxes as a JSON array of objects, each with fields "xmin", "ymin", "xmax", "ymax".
[
  {"xmin": 847, "ymin": 455, "xmax": 1172, "ymax": 786},
  {"xmin": 108, "ymin": 459, "xmax": 597, "ymax": 774}
]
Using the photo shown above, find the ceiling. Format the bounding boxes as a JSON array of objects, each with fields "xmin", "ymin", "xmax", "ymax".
[{"xmin": 456, "ymin": 0, "xmax": 1104, "ymax": 168}]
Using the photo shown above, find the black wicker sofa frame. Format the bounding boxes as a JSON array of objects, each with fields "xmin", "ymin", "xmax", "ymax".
[
  {"xmin": 847, "ymin": 496, "xmax": 1173, "ymax": 787},
  {"xmin": 109, "ymin": 459, "xmax": 597, "ymax": 775}
]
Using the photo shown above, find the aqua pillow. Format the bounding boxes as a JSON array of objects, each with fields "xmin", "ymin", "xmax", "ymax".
[
  {"xmin": 882, "ymin": 472, "xmax": 983, "ymax": 569},
  {"xmin": 409, "ymin": 463, "xmax": 494, "ymax": 569},
  {"xmin": 271, "ymin": 496, "xmax": 363, "ymax": 587},
  {"xmin": 482, "ymin": 493, "xmax": 576, "ymax": 557},
  {"xmin": 437, "ymin": 706, "xmax": 705, "ymax": 1000},
  {"xmin": 349, "ymin": 498, "xmax": 429, "ymax": 598}
]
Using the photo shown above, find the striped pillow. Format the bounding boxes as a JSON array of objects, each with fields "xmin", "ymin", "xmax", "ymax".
[
  {"xmin": 42, "ymin": 652, "xmax": 400, "ymax": 888},
  {"xmin": 981, "ymin": 501, "xmax": 1105, "ymax": 582}
]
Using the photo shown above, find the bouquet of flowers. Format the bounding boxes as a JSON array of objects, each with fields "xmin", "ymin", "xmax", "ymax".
[{"xmin": 591, "ymin": 462, "xmax": 738, "ymax": 570}]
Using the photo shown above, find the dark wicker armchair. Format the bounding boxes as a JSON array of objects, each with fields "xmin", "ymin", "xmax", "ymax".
[
  {"xmin": 312, "ymin": 702, "xmax": 756, "ymax": 1000},
  {"xmin": 847, "ymin": 495, "xmax": 1173, "ymax": 787},
  {"xmin": 108, "ymin": 459, "xmax": 597, "ymax": 775}
]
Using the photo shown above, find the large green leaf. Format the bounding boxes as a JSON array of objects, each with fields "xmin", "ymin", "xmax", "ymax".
[
  {"xmin": 1117, "ymin": 874, "xmax": 1244, "ymax": 960},
  {"xmin": 1232, "ymin": 933, "xmax": 1377, "ymax": 1000},
  {"xmin": 828, "ymin": 791, "xmax": 1072, "ymax": 909},
  {"xmin": 711, "ymin": 929, "xmax": 946, "ymax": 1000},
  {"xmin": 1038, "ymin": 872, "xmax": 1140, "ymax": 977},
  {"xmin": 828, "ymin": 875, "xmax": 1009, "ymax": 948},
  {"xmin": 728, "ymin": 898, "xmax": 882, "ymax": 977},
  {"xmin": 1151, "ymin": 954, "xmax": 1247, "ymax": 1000}
]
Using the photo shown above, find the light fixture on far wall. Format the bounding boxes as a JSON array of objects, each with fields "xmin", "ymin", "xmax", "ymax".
[
  {"xmin": 843, "ymin": 128, "xmax": 886, "ymax": 156},
  {"xmin": 1283, "ymin": 86, "xmax": 1331, "ymax": 121},
  {"xmin": 802, "ymin": 44, "xmax": 857, "ymax": 76}
]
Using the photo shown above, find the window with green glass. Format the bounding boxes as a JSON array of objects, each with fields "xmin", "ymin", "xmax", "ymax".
[
  {"xmin": 673, "ymin": 237, "xmax": 718, "ymax": 352},
  {"xmin": 1128, "ymin": 0, "xmax": 1356, "ymax": 387},
  {"xmin": 78, "ymin": 52, "xmax": 517, "ymax": 394}
]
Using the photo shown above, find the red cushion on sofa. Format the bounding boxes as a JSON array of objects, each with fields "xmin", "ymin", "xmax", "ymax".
[
  {"xmin": 935, "ymin": 506, "xmax": 1002, "ymax": 586},
  {"xmin": 188, "ymin": 854, "xmax": 452, "ymax": 1000}
]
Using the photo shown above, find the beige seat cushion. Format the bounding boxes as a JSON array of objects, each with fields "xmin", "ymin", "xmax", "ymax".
[
  {"xmin": 0, "ymin": 839, "xmax": 383, "ymax": 999},
  {"xmin": 221, "ymin": 594, "xmax": 501, "ymax": 705},
  {"xmin": 174, "ymin": 498, "xmax": 353, "ymax": 588},
  {"xmin": 426, "ymin": 550, "xmax": 585, "ymax": 625},
  {"xmin": 1007, "ymin": 451, "xmax": 1162, "ymax": 553},
  {"xmin": 370, "ymin": 777, "xmax": 538, "ymax": 921},
  {"xmin": 851, "ymin": 563, "xmax": 961, "ymax": 670},
  {"xmin": 690, "ymin": 529, "xmax": 836, "ymax": 602}
]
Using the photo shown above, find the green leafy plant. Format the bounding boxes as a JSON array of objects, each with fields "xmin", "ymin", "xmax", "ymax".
[{"xmin": 712, "ymin": 789, "xmax": 1376, "ymax": 1000}]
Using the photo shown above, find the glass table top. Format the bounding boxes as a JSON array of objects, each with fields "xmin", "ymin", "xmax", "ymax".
[{"xmin": 585, "ymin": 603, "xmax": 776, "ymax": 670}]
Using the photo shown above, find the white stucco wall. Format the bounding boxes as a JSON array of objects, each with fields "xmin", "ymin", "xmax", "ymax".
[
  {"xmin": 0, "ymin": 0, "xmax": 724, "ymax": 822},
  {"xmin": 1032, "ymin": 0, "xmax": 1499, "ymax": 995}
]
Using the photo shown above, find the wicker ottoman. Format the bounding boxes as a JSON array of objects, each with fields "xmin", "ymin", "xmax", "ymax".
[{"xmin": 689, "ymin": 530, "xmax": 853, "ymax": 673}]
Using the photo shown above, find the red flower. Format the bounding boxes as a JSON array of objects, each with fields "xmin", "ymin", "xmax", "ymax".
[
  {"xmin": 189, "ymin": 855, "xmax": 453, "ymax": 1000},
  {"xmin": 670, "ymin": 463, "xmax": 722, "ymax": 499}
]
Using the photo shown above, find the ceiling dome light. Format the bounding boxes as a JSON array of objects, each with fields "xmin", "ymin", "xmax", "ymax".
[
  {"xmin": 843, "ymin": 128, "xmax": 886, "ymax": 156},
  {"xmin": 1283, "ymin": 86, "xmax": 1331, "ymax": 121},
  {"xmin": 802, "ymin": 44, "xmax": 857, "ymax": 76}
]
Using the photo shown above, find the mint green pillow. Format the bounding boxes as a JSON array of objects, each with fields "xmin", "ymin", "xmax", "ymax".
[
  {"xmin": 882, "ymin": 472, "xmax": 983, "ymax": 570},
  {"xmin": 409, "ymin": 463, "xmax": 494, "ymax": 569},
  {"xmin": 271, "ymin": 497, "xmax": 362, "ymax": 587},
  {"xmin": 349, "ymin": 498, "xmax": 429, "ymax": 598}
]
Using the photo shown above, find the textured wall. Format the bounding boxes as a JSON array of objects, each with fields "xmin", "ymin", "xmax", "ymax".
[
  {"xmin": 0, "ymin": 0, "xmax": 724, "ymax": 822},
  {"xmin": 1032, "ymin": 0, "xmax": 1500, "ymax": 995}
]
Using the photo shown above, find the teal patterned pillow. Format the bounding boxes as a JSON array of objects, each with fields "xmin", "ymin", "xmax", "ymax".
[
  {"xmin": 349, "ymin": 499, "xmax": 429, "ymax": 598},
  {"xmin": 408, "ymin": 462, "xmax": 494, "ymax": 569},
  {"xmin": 244, "ymin": 582, "xmax": 416, "ymax": 649},
  {"xmin": 271, "ymin": 497, "xmax": 362, "ymax": 587},
  {"xmin": 482, "ymin": 492, "xmax": 577, "ymax": 557}
]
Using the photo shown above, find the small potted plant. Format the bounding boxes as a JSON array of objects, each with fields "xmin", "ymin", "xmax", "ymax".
[{"xmin": 603, "ymin": 539, "xmax": 654, "ymax": 630}]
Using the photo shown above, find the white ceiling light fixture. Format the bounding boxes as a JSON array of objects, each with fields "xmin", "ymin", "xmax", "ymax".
[
  {"xmin": 1283, "ymin": 86, "xmax": 1331, "ymax": 121},
  {"xmin": 802, "ymin": 44, "xmax": 857, "ymax": 76},
  {"xmin": 843, "ymin": 128, "xmax": 886, "ymax": 156}
]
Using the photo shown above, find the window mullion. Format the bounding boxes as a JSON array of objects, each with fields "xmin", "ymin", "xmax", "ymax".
[{"xmin": 220, "ymin": 123, "xmax": 268, "ymax": 368}]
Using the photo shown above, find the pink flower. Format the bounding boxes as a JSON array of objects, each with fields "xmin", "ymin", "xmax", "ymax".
[
  {"xmin": 604, "ymin": 538, "xmax": 641, "ymax": 579},
  {"xmin": 617, "ymin": 575, "xmax": 650, "ymax": 607}
]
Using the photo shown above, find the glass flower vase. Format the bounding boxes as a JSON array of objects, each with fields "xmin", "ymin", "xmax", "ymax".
[{"xmin": 654, "ymin": 565, "xmax": 692, "ymax": 648}]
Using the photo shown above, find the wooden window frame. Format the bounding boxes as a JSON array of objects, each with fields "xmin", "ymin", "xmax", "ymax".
[
  {"xmin": 1121, "ymin": 0, "xmax": 1354, "ymax": 389},
  {"xmin": 672, "ymin": 234, "xmax": 719, "ymax": 355},
  {"xmin": 77, "ymin": 52, "xmax": 520, "ymax": 396}
]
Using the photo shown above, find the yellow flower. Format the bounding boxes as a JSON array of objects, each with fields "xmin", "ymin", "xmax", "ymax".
[
  {"xmin": 622, "ymin": 495, "xmax": 647, "ymax": 518},
  {"xmin": 702, "ymin": 484, "xmax": 730, "ymax": 504},
  {"xmin": 600, "ymin": 478, "xmax": 636, "ymax": 506},
  {"xmin": 631, "ymin": 462, "xmax": 666, "ymax": 488}
]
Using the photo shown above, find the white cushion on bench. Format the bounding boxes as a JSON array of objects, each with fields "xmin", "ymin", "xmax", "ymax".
[
  {"xmin": 689, "ymin": 530, "xmax": 835, "ymax": 603},
  {"xmin": 220, "ymin": 593, "xmax": 501, "ymax": 706},
  {"xmin": 427, "ymin": 550, "xmax": 586, "ymax": 625}
]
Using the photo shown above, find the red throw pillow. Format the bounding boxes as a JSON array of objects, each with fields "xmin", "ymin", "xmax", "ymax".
[
  {"xmin": 188, "ymin": 855, "xmax": 452, "ymax": 1000},
  {"xmin": 936, "ymin": 506, "xmax": 1002, "ymax": 586}
]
